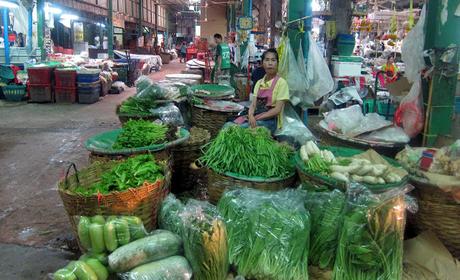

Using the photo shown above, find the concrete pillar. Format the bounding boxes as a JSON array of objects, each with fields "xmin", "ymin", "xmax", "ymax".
[
  {"xmin": 37, "ymin": 0, "xmax": 45, "ymax": 61},
  {"xmin": 3, "ymin": 8, "xmax": 9, "ymax": 65},
  {"xmin": 108, "ymin": 0, "xmax": 114, "ymax": 58},
  {"xmin": 27, "ymin": 8, "xmax": 33, "ymax": 54},
  {"xmin": 423, "ymin": 0, "xmax": 460, "ymax": 145}
]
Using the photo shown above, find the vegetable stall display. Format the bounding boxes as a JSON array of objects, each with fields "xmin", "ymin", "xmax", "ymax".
[
  {"xmin": 112, "ymin": 120, "xmax": 169, "ymax": 150},
  {"xmin": 218, "ymin": 188, "xmax": 310, "ymax": 280},
  {"xmin": 74, "ymin": 154, "xmax": 164, "ymax": 196},
  {"xmin": 200, "ymin": 126, "xmax": 294, "ymax": 178}
]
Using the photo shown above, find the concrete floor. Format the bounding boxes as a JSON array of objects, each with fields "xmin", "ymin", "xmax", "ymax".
[{"xmin": 0, "ymin": 60, "xmax": 185, "ymax": 279}]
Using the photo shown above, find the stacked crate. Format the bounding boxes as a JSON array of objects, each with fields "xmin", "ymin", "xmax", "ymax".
[
  {"xmin": 55, "ymin": 69, "xmax": 77, "ymax": 103},
  {"xmin": 27, "ymin": 67, "xmax": 54, "ymax": 102},
  {"xmin": 77, "ymin": 70, "xmax": 101, "ymax": 104}
]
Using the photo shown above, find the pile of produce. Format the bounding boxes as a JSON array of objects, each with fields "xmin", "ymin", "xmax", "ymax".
[
  {"xmin": 200, "ymin": 126, "xmax": 294, "ymax": 178},
  {"xmin": 113, "ymin": 120, "xmax": 169, "ymax": 149},
  {"xmin": 300, "ymin": 142, "xmax": 404, "ymax": 185},
  {"xmin": 304, "ymin": 190, "xmax": 346, "ymax": 269},
  {"xmin": 218, "ymin": 188, "xmax": 310, "ymax": 280},
  {"xmin": 118, "ymin": 97, "xmax": 156, "ymax": 115},
  {"xmin": 333, "ymin": 185, "xmax": 406, "ymax": 280},
  {"xmin": 109, "ymin": 230, "xmax": 192, "ymax": 279},
  {"xmin": 54, "ymin": 256, "xmax": 109, "ymax": 280},
  {"xmin": 75, "ymin": 155, "xmax": 164, "ymax": 196},
  {"xmin": 159, "ymin": 195, "xmax": 229, "ymax": 280},
  {"xmin": 77, "ymin": 215, "xmax": 147, "ymax": 254}
]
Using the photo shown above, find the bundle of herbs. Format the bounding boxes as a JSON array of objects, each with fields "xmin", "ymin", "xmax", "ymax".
[
  {"xmin": 218, "ymin": 188, "xmax": 310, "ymax": 280},
  {"xmin": 304, "ymin": 189, "xmax": 346, "ymax": 269},
  {"xmin": 113, "ymin": 120, "xmax": 169, "ymax": 149},
  {"xmin": 118, "ymin": 96, "xmax": 156, "ymax": 115},
  {"xmin": 199, "ymin": 126, "xmax": 294, "ymax": 178},
  {"xmin": 158, "ymin": 195, "xmax": 229, "ymax": 280},
  {"xmin": 75, "ymin": 154, "xmax": 164, "ymax": 196},
  {"xmin": 333, "ymin": 184, "xmax": 408, "ymax": 280}
]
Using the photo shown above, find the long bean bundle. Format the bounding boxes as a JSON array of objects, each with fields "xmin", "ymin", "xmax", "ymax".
[
  {"xmin": 333, "ymin": 186, "xmax": 406, "ymax": 280},
  {"xmin": 218, "ymin": 188, "xmax": 310, "ymax": 280},
  {"xmin": 304, "ymin": 190, "xmax": 346, "ymax": 269},
  {"xmin": 200, "ymin": 126, "xmax": 294, "ymax": 178},
  {"xmin": 113, "ymin": 119, "xmax": 168, "ymax": 149}
]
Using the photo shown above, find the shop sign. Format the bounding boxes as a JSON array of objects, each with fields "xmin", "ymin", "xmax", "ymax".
[
  {"xmin": 113, "ymin": 12, "xmax": 125, "ymax": 29},
  {"xmin": 74, "ymin": 22, "xmax": 84, "ymax": 43}
]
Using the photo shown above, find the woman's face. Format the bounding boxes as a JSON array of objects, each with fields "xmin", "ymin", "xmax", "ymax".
[
  {"xmin": 263, "ymin": 52, "xmax": 278, "ymax": 75},
  {"xmin": 388, "ymin": 57, "xmax": 394, "ymax": 64}
]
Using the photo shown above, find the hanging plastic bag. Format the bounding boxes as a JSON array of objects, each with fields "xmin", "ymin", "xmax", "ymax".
[
  {"xmin": 401, "ymin": 5, "xmax": 426, "ymax": 83},
  {"xmin": 278, "ymin": 36, "xmax": 308, "ymax": 106},
  {"xmin": 394, "ymin": 77, "xmax": 424, "ymax": 138},
  {"xmin": 297, "ymin": 42, "xmax": 313, "ymax": 107},
  {"xmin": 306, "ymin": 32, "xmax": 334, "ymax": 103},
  {"xmin": 274, "ymin": 103, "xmax": 315, "ymax": 146}
]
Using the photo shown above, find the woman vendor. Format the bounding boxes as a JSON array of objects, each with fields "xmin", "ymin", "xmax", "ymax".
[
  {"xmin": 382, "ymin": 55, "xmax": 399, "ymax": 84},
  {"xmin": 234, "ymin": 48, "xmax": 290, "ymax": 134}
]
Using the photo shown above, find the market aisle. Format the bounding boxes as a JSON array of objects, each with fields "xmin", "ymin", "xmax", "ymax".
[{"xmin": 0, "ymin": 60, "xmax": 185, "ymax": 279}]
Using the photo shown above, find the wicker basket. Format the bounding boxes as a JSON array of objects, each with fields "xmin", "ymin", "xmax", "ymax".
[
  {"xmin": 116, "ymin": 104, "xmax": 158, "ymax": 124},
  {"xmin": 207, "ymin": 168, "xmax": 296, "ymax": 204},
  {"xmin": 191, "ymin": 106, "xmax": 236, "ymax": 138},
  {"xmin": 58, "ymin": 160, "xmax": 171, "ymax": 251},
  {"xmin": 410, "ymin": 178, "xmax": 460, "ymax": 259},
  {"xmin": 171, "ymin": 127, "xmax": 211, "ymax": 193}
]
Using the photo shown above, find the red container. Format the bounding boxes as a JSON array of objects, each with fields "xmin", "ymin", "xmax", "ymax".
[
  {"xmin": 29, "ymin": 84, "xmax": 54, "ymax": 103},
  {"xmin": 63, "ymin": 49, "xmax": 73, "ymax": 55},
  {"xmin": 55, "ymin": 87, "xmax": 77, "ymax": 103},
  {"xmin": 55, "ymin": 70, "xmax": 77, "ymax": 88},
  {"xmin": 27, "ymin": 68, "xmax": 53, "ymax": 85}
]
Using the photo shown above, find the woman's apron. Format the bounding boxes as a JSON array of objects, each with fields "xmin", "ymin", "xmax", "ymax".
[{"xmin": 234, "ymin": 75, "xmax": 280, "ymax": 124}]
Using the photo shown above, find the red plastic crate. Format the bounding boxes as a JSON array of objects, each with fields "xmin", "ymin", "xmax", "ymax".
[
  {"xmin": 29, "ymin": 84, "xmax": 54, "ymax": 103},
  {"xmin": 55, "ymin": 70, "xmax": 77, "ymax": 88},
  {"xmin": 27, "ymin": 68, "xmax": 53, "ymax": 85},
  {"xmin": 55, "ymin": 87, "xmax": 77, "ymax": 103}
]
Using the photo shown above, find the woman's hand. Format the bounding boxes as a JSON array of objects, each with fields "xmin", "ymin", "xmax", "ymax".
[{"xmin": 248, "ymin": 114, "xmax": 257, "ymax": 128}]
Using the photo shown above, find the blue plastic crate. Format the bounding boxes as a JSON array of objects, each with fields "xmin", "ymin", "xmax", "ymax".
[{"xmin": 77, "ymin": 73, "xmax": 100, "ymax": 83}]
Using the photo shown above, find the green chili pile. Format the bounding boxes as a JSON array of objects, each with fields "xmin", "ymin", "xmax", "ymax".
[
  {"xmin": 199, "ymin": 126, "xmax": 294, "ymax": 178},
  {"xmin": 218, "ymin": 188, "xmax": 310, "ymax": 280},
  {"xmin": 304, "ymin": 189, "xmax": 346, "ymax": 269},
  {"xmin": 113, "ymin": 119, "xmax": 168, "ymax": 149},
  {"xmin": 75, "ymin": 154, "xmax": 164, "ymax": 195},
  {"xmin": 333, "ymin": 186, "xmax": 406, "ymax": 280}
]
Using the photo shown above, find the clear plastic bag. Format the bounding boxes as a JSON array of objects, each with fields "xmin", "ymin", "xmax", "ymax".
[
  {"xmin": 362, "ymin": 126, "xmax": 410, "ymax": 143},
  {"xmin": 401, "ymin": 5, "xmax": 426, "ymax": 83},
  {"xmin": 324, "ymin": 105, "xmax": 365, "ymax": 134},
  {"xmin": 158, "ymin": 194, "xmax": 185, "ymax": 235},
  {"xmin": 333, "ymin": 184, "xmax": 413, "ymax": 280},
  {"xmin": 274, "ymin": 103, "xmax": 315, "ymax": 146},
  {"xmin": 218, "ymin": 188, "xmax": 310, "ymax": 280},
  {"xmin": 304, "ymin": 189, "xmax": 346, "ymax": 269},
  {"xmin": 52, "ymin": 258, "xmax": 109, "ymax": 280},
  {"xmin": 306, "ymin": 32, "xmax": 334, "ymax": 103},
  {"xmin": 74, "ymin": 215, "xmax": 148, "ymax": 254},
  {"xmin": 118, "ymin": 256, "xmax": 192, "ymax": 280},
  {"xmin": 135, "ymin": 75, "xmax": 153, "ymax": 93},
  {"xmin": 150, "ymin": 104, "xmax": 184, "ymax": 126},
  {"xmin": 394, "ymin": 77, "xmax": 424, "ymax": 138},
  {"xmin": 108, "ymin": 230, "xmax": 183, "ymax": 273},
  {"xmin": 278, "ymin": 36, "xmax": 309, "ymax": 107}
]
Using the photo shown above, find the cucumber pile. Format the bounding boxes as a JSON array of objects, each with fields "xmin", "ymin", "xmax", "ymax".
[
  {"xmin": 53, "ymin": 257, "xmax": 108, "ymax": 280},
  {"xmin": 77, "ymin": 215, "xmax": 147, "ymax": 254}
]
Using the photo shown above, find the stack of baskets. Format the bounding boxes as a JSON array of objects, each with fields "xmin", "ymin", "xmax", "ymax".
[
  {"xmin": 191, "ymin": 105, "xmax": 238, "ymax": 138},
  {"xmin": 27, "ymin": 66, "xmax": 54, "ymax": 102},
  {"xmin": 55, "ymin": 69, "xmax": 77, "ymax": 103},
  {"xmin": 171, "ymin": 127, "xmax": 211, "ymax": 194},
  {"xmin": 77, "ymin": 70, "xmax": 101, "ymax": 104}
]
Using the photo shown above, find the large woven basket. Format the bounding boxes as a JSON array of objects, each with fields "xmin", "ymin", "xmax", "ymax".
[
  {"xmin": 207, "ymin": 168, "xmax": 296, "ymax": 204},
  {"xmin": 116, "ymin": 104, "xmax": 158, "ymax": 124},
  {"xmin": 295, "ymin": 146, "xmax": 408, "ymax": 192},
  {"xmin": 171, "ymin": 127, "xmax": 211, "ymax": 193},
  {"xmin": 410, "ymin": 177, "xmax": 460, "ymax": 259},
  {"xmin": 191, "ymin": 106, "xmax": 236, "ymax": 138},
  {"xmin": 58, "ymin": 159, "xmax": 171, "ymax": 251}
]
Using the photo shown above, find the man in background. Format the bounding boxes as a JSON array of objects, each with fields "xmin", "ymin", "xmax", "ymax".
[{"xmin": 213, "ymin": 33, "xmax": 231, "ymax": 84}]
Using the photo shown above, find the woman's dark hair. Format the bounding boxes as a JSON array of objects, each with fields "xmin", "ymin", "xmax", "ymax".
[
  {"xmin": 214, "ymin": 33, "xmax": 223, "ymax": 40},
  {"xmin": 262, "ymin": 48, "xmax": 279, "ymax": 62}
]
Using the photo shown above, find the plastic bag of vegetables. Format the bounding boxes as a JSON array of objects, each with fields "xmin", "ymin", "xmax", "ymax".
[
  {"xmin": 304, "ymin": 190, "xmax": 346, "ymax": 269},
  {"xmin": 218, "ymin": 188, "xmax": 310, "ymax": 280},
  {"xmin": 108, "ymin": 230, "xmax": 183, "ymax": 273},
  {"xmin": 52, "ymin": 256, "xmax": 109, "ymax": 280},
  {"xmin": 75, "ymin": 215, "xmax": 148, "ymax": 254},
  {"xmin": 179, "ymin": 199, "xmax": 229, "ymax": 280},
  {"xmin": 119, "ymin": 256, "xmax": 192, "ymax": 280},
  {"xmin": 333, "ymin": 184, "xmax": 413, "ymax": 280},
  {"xmin": 158, "ymin": 194, "xmax": 185, "ymax": 235}
]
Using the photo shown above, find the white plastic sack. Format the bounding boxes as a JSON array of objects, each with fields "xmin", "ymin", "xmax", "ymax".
[
  {"xmin": 324, "ymin": 105, "xmax": 364, "ymax": 134},
  {"xmin": 402, "ymin": 5, "xmax": 426, "ymax": 83},
  {"xmin": 278, "ymin": 37, "xmax": 308, "ymax": 107},
  {"xmin": 362, "ymin": 126, "xmax": 410, "ymax": 144},
  {"xmin": 306, "ymin": 32, "xmax": 334, "ymax": 102},
  {"xmin": 274, "ymin": 103, "xmax": 314, "ymax": 146}
]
